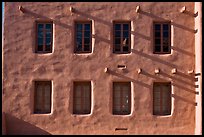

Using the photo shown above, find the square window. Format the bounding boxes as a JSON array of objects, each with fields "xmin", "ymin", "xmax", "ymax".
[{"xmin": 34, "ymin": 81, "xmax": 52, "ymax": 114}]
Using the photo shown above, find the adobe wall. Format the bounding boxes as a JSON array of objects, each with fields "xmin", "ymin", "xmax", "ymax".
[{"xmin": 3, "ymin": 2, "xmax": 196, "ymax": 134}]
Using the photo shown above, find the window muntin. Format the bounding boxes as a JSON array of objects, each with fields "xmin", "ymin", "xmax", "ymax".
[
  {"xmin": 113, "ymin": 21, "xmax": 131, "ymax": 54},
  {"xmin": 75, "ymin": 21, "xmax": 92, "ymax": 53},
  {"xmin": 34, "ymin": 81, "xmax": 52, "ymax": 114},
  {"xmin": 153, "ymin": 82, "xmax": 171, "ymax": 116},
  {"xmin": 153, "ymin": 22, "xmax": 171, "ymax": 54},
  {"xmin": 73, "ymin": 82, "xmax": 91, "ymax": 114},
  {"xmin": 36, "ymin": 22, "xmax": 53, "ymax": 53},
  {"xmin": 113, "ymin": 82, "xmax": 131, "ymax": 115}
]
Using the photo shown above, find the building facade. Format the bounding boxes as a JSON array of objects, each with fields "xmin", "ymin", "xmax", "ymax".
[{"xmin": 2, "ymin": 2, "xmax": 202, "ymax": 135}]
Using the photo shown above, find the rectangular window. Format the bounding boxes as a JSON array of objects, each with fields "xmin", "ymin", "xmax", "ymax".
[
  {"xmin": 75, "ymin": 21, "xmax": 92, "ymax": 53},
  {"xmin": 153, "ymin": 22, "xmax": 171, "ymax": 54},
  {"xmin": 153, "ymin": 82, "xmax": 171, "ymax": 115},
  {"xmin": 73, "ymin": 82, "xmax": 91, "ymax": 114},
  {"xmin": 36, "ymin": 21, "xmax": 53, "ymax": 53},
  {"xmin": 113, "ymin": 21, "xmax": 131, "ymax": 54},
  {"xmin": 34, "ymin": 81, "xmax": 52, "ymax": 114},
  {"xmin": 113, "ymin": 82, "xmax": 131, "ymax": 115}
]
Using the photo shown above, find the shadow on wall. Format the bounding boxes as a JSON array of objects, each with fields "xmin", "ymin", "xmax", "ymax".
[
  {"xmin": 4, "ymin": 113, "xmax": 51, "ymax": 135},
  {"xmin": 20, "ymin": 6, "xmax": 72, "ymax": 29}
]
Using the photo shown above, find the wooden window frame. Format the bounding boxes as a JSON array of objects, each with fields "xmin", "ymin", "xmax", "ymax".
[
  {"xmin": 153, "ymin": 82, "xmax": 171, "ymax": 116},
  {"xmin": 35, "ymin": 21, "xmax": 53, "ymax": 53},
  {"xmin": 73, "ymin": 81, "xmax": 91, "ymax": 115},
  {"xmin": 74, "ymin": 21, "xmax": 92, "ymax": 53},
  {"xmin": 112, "ymin": 82, "xmax": 131, "ymax": 115},
  {"xmin": 34, "ymin": 81, "xmax": 52, "ymax": 114},
  {"xmin": 113, "ymin": 21, "xmax": 131, "ymax": 54},
  {"xmin": 153, "ymin": 21, "xmax": 171, "ymax": 54}
]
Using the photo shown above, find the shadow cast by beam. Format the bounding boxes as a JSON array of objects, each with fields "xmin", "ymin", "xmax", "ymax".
[
  {"xmin": 182, "ymin": 10, "xmax": 198, "ymax": 18},
  {"xmin": 159, "ymin": 71, "xmax": 196, "ymax": 88},
  {"xmin": 73, "ymin": 9, "xmax": 112, "ymax": 26},
  {"xmin": 172, "ymin": 94, "xmax": 197, "ymax": 106},
  {"xmin": 139, "ymin": 10, "xmax": 197, "ymax": 33},
  {"xmin": 92, "ymin": 34, "xmax": 111, "ymax": 45},
  {"xmin": 107, "ymin": 69, "xmax": 151, "ymax": 89},
  {"xmin": 140, "ymin": 70, "xmax": 198, "ymax": 94},
  {"xmin": 171, "ymin": 46, "xmax": 195, "ymax": 57},
  {"xmin": 131, "ymin": 49, "xmax": 178, "ymax": 68},
  {"xmin": 176, "ymin": 71, "xmax": 196, "ymax": 81},
  {"xmin": 4, "ymin": 113, "xmax": 51, "ymax": 135},
  {"xmin": 130, "ymin": 31, "xmax": 151, "ymax": 41},
  {"xmin": 20, "ymin": 7, "xmax": 72, "ymax": 29}
]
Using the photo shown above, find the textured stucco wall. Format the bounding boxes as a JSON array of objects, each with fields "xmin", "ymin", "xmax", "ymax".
[{"xmin": 3, "ymin": 2, "xmax": 197, "ymax": 135}]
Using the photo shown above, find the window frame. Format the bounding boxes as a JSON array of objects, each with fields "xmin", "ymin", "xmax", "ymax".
[
  {"xmin": 74, "ymin": 21, "xmax": 92, "ymax": 53},
  {"xmin": 34, "ymin": 81, "xmax": 52, "ymax": 114},
  {"xmin": 112, "ymin": 82, "xmax": 131, "ymax": 115},
  {"xmin": 35, "ymin": 21, "xmax": 53, "ymax": 53},
  {"xmin": 153, "ymin": 21, "xmax": 171, "ymax": 54},
  {"xmin": 73, "ymin": 81, "xmax": 91, "ymax": 115},
  {"xmin": 153, "ymin": 82, "xmax": 171, "ymax": 116},
  {"xmin": 113, "ymin": 21, "xmax": 131, "ymax": 54}
]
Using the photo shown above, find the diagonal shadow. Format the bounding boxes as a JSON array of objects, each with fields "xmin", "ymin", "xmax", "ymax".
[
  {"xmin": 182, "ymin": 10, "xmax": 198, "ymax": 18},
  {"xmin": 159, "ymin": 71, "xmax": 196, "ymax": 88},
  {"xmin": 176, "ymin": 71, "xmax": 196, "ymax": 81},
  {"xmin": 141, "ymin": 70, "xmax": 198, "ymax": 94},
  {"xmin": 131, "ymin": 49, "xmax": 178, "ymax": 68},
  {"xmin": 130, "ymin": 31, "xmax": 151, "ymax": 41},
  {"xmin": 172, "ymin": 94, "xmax": 197, "ymax": 106},
  {"xmin": 107, "ymin": 69, "xmax": 151, "ymax": 89},
  {"xmin": 92, "ymin": 34, "xmax": 111, "ymax": 45},
  {"xmin": 139, "ymin": 10, "xmax": 197, "ymax": 33},
  {"xmin": 20, "ymin": 7, "xmax": 72, "ymax": 29},
  {"xmin": 171, "ymin": 46, "xmax": 195, "ymax": 57},
  {"xmin": 73, "ymin": 9, "xmax": 112, "ymax": 26},
  {"xmin": 4, "ymin": 113, "xmax": 51, "ymax": 135}
]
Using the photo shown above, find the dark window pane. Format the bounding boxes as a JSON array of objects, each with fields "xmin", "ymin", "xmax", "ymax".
[
  {"xmin": 38, "ymin": 31, "xmax": 43, "ymax": 38},
  {"xmin": 115, "ymin": 44, "xmax": 120, "ymax": 52},
  {"xmin": 155, "ymin": 39, "xmax": 161, "ymax": 45},
  {"xmin": 123, "ymin": 31, "xmax": 129, "ymax": 38},
  {"xmin": 38, "ymin": 45, "xmax": 43, "ymax": 51},
  {"xmin": 123, "ymin": 46, "xmax": 129, "ymax": 52},
  {"xmin": 46, "ymin": 24, "xmax": 52, "ymax": 30},
  {"xmin": 115, "ymin": 38, "xmax": 121, "ymax": 45},
  {"xmin": 76, "ymin": 31, "xmax": 82, "ymax": 38},
  {"xmin": 163, "ymin": 31, "xmax": 169, "ymax": 37},
  {"xmin": 46, "ymin": 31, "xmax": 52, "ymax": 38},
  {"xmin": 84, "ymin": 45, "xmax": 90, "ymax": 51},
  {"xmin": 76, "ymin": 24, "xmax": 83, "ymax": 31},
  {"xmin": 84, "ymin": 24, "xmax": 91, "ymax": 31},
  {"xmin": 163, "ymin": 38, "xmax": 169, "ymax": 45},
  {"xmin": 76, "ymin": 43, "xmax": 82, "ymax": 51},
  {"xmin": 38, "ymin": 38, "xmax": 43, "ymax": 45},
  {"xmin": 155, "ymin": 24, "xmax": 161, "ymax": 30},
  {"xmin": 84, "ymin": 38, "xmax": 90, "ymax": 45},
  {"xmin": 46, "ymin": 38, "xmax": 51, "ymax": 45},
  {"xmin": 115, "ymin": 31, "xmax": 121, "ymax": 37},
  {"xmin": 163, "ymin": 46, "xmax": 169, "ymax": 52},
  {"xmin": 155, "ymin": 46, "xmax": 161, "ymax": 52},
  {"xmin": 38, "ymin": 24, "xmax": 44, "ymax": 30},
  {"xmin": 155, "ymin": 31, "xmax": 161, "ymax": 37},
  {"xmin": 115, "ymin": 24, "xmax": 121, "ymax": 30},
  {"xmin": 163, "ymin": 24, "xmax": 169, "ymax": 31},
  {"xmin": 123, "ymin": 24, "xmax": 129, "ymax": 31},
  {"xmin": 84, "ymin": 31, "xmax": 90, "ymax": 37},
  {"xmin": 45, "ymin": 45, "xmax": 51, "ymax": 51}
]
